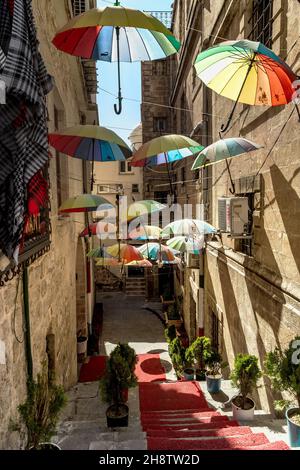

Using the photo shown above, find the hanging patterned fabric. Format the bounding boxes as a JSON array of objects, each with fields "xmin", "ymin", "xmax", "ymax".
[{"xmin": 0, "ymin": 0, "xmax": 54, "ymax": 262}]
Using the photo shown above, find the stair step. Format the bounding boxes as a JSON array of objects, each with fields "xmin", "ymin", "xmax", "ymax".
[
  {"xmin": 240, "ymin": 441, "xmax": 290, "ymax": 450},
  {"xmin": 146, "ymin": 426, "xmax": 252, "ymax": 439},
  {"xmin": 90, "ymin": 439, "xmax": 147, "ymax": 450},
  {"xmin": 142, "ymin": 416, "xmax": 230, "ymax": 428},
  {"xmin": 147, "ymin": 433, "xmax": 269, "ymax": 450},
  {"xmin": 142, "ymin": 410, "xmax": 221, "ymax": 421},
  {"xmin": 145, "ymin": 420, "xmax": 240, "ymax": 432}
]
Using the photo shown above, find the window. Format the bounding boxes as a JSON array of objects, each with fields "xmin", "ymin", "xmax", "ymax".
[
  {"xmin": 97, "ymin": 184, "xmax": 123, "ymax": 194},
  {"xmin": 153, "ymin": 117, "xmax": 167, "ymax": 133},
  {"xmin": 211, "ymin": 308, "xmax": 220, "ymax": 351},
  {"xmin": 181, "ymin": 167, "xmax": 186, "ymax": 186},
  {"xmin": 248, "ymin": 0, "xmax": 273, "ymax": 47},
  {"xmin": 132, "ymin": 184, "xmax": 139, "ymax": 193},
  {"xmin": 152, "ymin": 61, "xmax": 168, "ymax": 76},
  {"xmin": 239, "ymin": 193, "xmax": 254, "ymax": 256},
  {"xmin": 71, "ymin": 0, "xmax": 87, "ymax": 16},
  {"xmin": 119, "ymin": 161, "xmax": 132, "ymax": 174}
]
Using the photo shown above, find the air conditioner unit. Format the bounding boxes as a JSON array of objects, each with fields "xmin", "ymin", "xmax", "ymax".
[{"xmin": 218, "ymin": 197, "xmax": 249, "ymax": 235}]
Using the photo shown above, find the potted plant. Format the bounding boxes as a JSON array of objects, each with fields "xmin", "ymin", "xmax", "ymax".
[
  {"xmin": 17, "ymin": 367, "xmax": 67, "ymax": 450},
  {"xmin": 183, "ymin": 347, "xmax": 195, "ymax": 381},
  {"xmin": 230, "ymin": 353, "xmax": 262, "ymax": 421},
  {"xmin": 264, "ymin": 336, "xmax": 300, "ymax": 447},
  {"xmin": 100, "ymin": 344, "xmax": 137, "ymax": 428},
  {"xmin": 205, "ymin": 350, "xmax": 227, "ymax": 394},
  {"xmin": 187, "ymin": 336, "xmax": 212, "ymax": 380},
  {"xmin": 111, "ymin": 343, "xmax": 137, "ymax": 403},
  {"xmin": 164, "ymin": 324, "xmax": 177, "ymax": 344}
]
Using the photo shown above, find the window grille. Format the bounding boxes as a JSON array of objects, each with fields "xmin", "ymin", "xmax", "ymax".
[
  {"xmin": 145, "ymin": 11, "xmax": 172, "ymax": 29},
  {"xmin": 119, "ymin": 161, "xmax": 132, "ymax": 174},
  {"xmin": 71, "ymin": 0, "xmax": 87, "ymax": 16},
  {"xmin": 153, "ymin": 117, "xmax": 167, "ymax": 133},
  {"xmin": 248, "ymin": 0, "xmax": 273, "ymax": 47},
  {"xmin": 132, "ymin": 184, "xmax": 139, "ymax": 193}
]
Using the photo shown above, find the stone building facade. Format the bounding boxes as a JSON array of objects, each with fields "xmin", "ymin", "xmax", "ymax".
[
  {"xmin": 141, "ymin": 0, "xmax": 300, "ymax": 413},
  {"xmin": 0, "ymin": 0, "xmax": 98, "ymax": 448}
]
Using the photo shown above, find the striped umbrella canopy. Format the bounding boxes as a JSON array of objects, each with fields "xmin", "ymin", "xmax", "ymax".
[
  {"xmin": 128, "ymin": 225, "xmax": 162, "ymax": 240},
  {"xmin": 52, "ymin": 3, "xmax": 180, "ymax": 114},
  {"xmin": 194, "ymin": 39, "xmax": 298, "ymax": 132},
  {"xmin": 162, "ymin": 219, "xmax": 216, "ymax": 237},
  {"xmin": 126, "ymin": 259, "xmax": 153, "ymax": 267},
  {"xmin": 49, "ymin": 125, "xmax": 131, "ymax": 162},
  {"xmin": 80, "ymin": 221, "xmax": 116, "ymax": 237},
  {"xmin": 127, "ymin": 200, "xmax": 166, "ymax": 221},
  {"xmin": 166, "ymin": 235, "xmax": 204, "ymax": 254},
  {"xmin": 59, "ymin": 194, "xmax": 113, "ymax": 213},
  {"xmin": 191, "ymin": 137, "xmax": 263, "ymax": 170},
  {"xmin": 106, "ymin": 243, "xmax": 144, "ymax": 263},
  {"xmin": 138, "ymin": 242, "xmax": 179, "ymax": 262},
  {"xmin": 131, "ymin": 135, "xmax": 204, "ymax": 166}
]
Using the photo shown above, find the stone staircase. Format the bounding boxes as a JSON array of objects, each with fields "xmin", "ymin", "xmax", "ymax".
[{"xmin": 125, "ymin": 277, "xmax": 146, "ymax": 297}]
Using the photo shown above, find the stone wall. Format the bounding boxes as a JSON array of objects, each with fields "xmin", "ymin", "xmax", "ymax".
[{"xmin": 0, "ymin": 0, "xmax": 98, "ymax": 448}]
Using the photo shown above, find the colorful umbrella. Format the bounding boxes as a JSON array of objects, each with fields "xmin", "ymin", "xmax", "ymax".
[
  {"xmin": 106, "ymin": 243, "xmax": 144, "ymax": 263},
  {"xmin": 191, "ymin": 137, "xmax": 263, "ymax": 170},
  {"xmin": 87, "ymin": 247, "xmax": 109, "ymax": 258},
  {"xmin": 166, "ymin": 236, "xmax": 204, "ymax": 254},
  {"xmin": 194, "ymin": 39, "xmax": 298, "ymax": 132},
  {"xmin": 131, "ymin": 135, "xmax": 204, "ymax": 166},
  {"xmin": 127, "ymin": 200, "xmax": 166, "ymax": 221},
  {"xmin": 49, "ymin": 125, "xmax": 131, "ymax": 191},
  {"xmin": 126, "ymin": 259, "xmax": 153, "ymax": 267},
  {"xmin": 52, "ymin": 3, "xmax": 180, "ymax": 114},
  {"xmin": 95, "ymin": 257, "xmax": 122, "ymax": 266},
  {"xmin": 128, "ymin": 225, "xmax": 162, "ymax": 240},
  {"xmin": 59, "ymin": 194, "xmax": 113, "ymax": 213},
  {"xmin": 162, "ymin": 219, "xmax": 216, "ymax": 237},
  {"xmin": 138, "ymin": 243, "xmax": 179, "ymax": 262},
  {"xmin": 80, "ymin": 221, "xmax": 116, "ymax": 238}
]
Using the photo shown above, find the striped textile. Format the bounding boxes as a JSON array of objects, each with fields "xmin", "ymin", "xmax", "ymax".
[{"xmin": 0, "ymin": 0, "xmax": 53, "ymax": 261}]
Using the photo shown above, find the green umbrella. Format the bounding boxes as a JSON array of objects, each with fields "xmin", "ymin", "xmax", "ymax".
[{"xmin": 59, "ymin": 194, "xmax": 113, "ymax": 213}]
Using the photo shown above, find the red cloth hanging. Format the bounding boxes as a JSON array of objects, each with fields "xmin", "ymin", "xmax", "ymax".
[
  {"xmin": 8, "ymin": 0, "xmax": 14, "ymax": 17},
  {"xmin": 27, "ymin": 170, "xmax": 48, "ymax": 216}
]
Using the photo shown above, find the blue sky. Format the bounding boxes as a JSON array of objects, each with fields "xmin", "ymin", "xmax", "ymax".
[{"xmin": 97, "ymin": 0, "xmax": 173, "ymax": 144}]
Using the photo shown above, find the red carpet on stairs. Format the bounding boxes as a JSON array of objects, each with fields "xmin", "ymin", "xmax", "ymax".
[
  {"xmin": 135, "ymin": 354, "xmax": 166, "ymax": 383},
  {"xmin": 139, "ymin": 380, "xmax": 290, "ymax": 450},
  {"xmin": 78, "ymin": 355, "xmax": 106, "ymax": 382}
]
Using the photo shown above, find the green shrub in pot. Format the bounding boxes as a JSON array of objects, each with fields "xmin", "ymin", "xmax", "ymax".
[{"xmin": 187, "ymin": 336, "xmax": 212, "ymax": 380}]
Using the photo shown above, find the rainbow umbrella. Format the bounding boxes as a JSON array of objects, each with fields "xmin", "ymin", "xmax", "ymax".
[
  {"xmin": 166, "ymin": 236, "xmax": 204, "ymax": 254},
  {"xmin": 87, "ymin": 247, "xmax": 109, "ymax": 258},
  {"xmin": 106, "ymin": 243, "xmax": 144, "ymax": 263},
  {"xmin": 126, "ymin": 259, "xmax": 152, "ymax": 267},
  {"xmin": 131, "ymin": 135, "xmax": 204, "ymax": 166},
  {"xmin": 49, "ymin": 125, "xmax": 131, "ymax": 191},
  {"xmin": 80, "ymin": 221, "xmax": 116, "ymax": 238},
  {"xmin": 59, "ymin": 194, "xmax": 113, "ymax": 213},
  {"xmin": 138, "ymin": 243, "xmax": 179, "ymax": 262},
  {"xmin": 52, "ymin": 2, "xmax": 180, "ymax": 114},
  {"xmin": 127, "ymin": 200, "xmax": 166, "ymax": 221},
  {"xmin": 162, "ymin": 219, "xmax": 216, "ymax": 237},
  {"xmin": 192, "ymin": 137, "xmax": 263, "ymax": 170},
  {"xmin": 128, "ymin": 225, "xmax": 162, "ymax": 241},
  {"xmin": 194, "ymin": 39, "xmax": 298, "ymax": 132}
]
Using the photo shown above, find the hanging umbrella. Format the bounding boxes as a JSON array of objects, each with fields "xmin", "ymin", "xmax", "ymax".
[
  {"xmin": 166, "ymin": 235, "xmax": 204, "ymax": 254},
  {"xmin": 128, "ymin": 225, "xmax": 162, "ymax": 240},
  {"xmin": 192, "ymin": 137, "xmax": 262, "ymax": 169},
  {"xmin": 52, "ymin": 2, "xmax": 180, "ymax": 114},
  {"xmin": 127, "ymin": 200, "xmax": 166, "ymax": 221},
  {"xmin": 138, "ymin": 242, "xmax": 179, "ymax": 262},
  {"xmin": 194, "ymin": 39, "xmax": 298, "ymax": 132},
  {"xmin": 106, "ymin": 243, "xmax": 144, "ymax": 263},
  {"xmin": 131, "ymin": 135, "xmax": 203, "ymax": 194},
  {"xmin": 59, "ymin": 194, "xmax": 113, "ymax": 213},
  {"xmin": 96, "ymin": 257, "xmax": 122, "ymax": 266},
  {"xmin": 80, "ymin": 221, "xmax": 116, "ymax": 238},
  {"xmin": 131, "ymin": 134, "xmax": 203, "ymax": 166},
  {"xmin": 126, "ymin": 259, "xmax": 153, "ymax": 267},
  {"xmin": 87, "ymin": 247, "xmax": 109, "ymax": 258},
  {"xmin": 162, "ymin": 219, "xmax": 216, "ymax": 238},
  {"xmin": 49, "ymin": 125, "xmax": 131, "ymax": 190}
]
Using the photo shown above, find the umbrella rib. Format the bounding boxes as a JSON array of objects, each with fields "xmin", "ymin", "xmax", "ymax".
[
  {"xmin": 136, "ymin": 28, "xmax": 152, "ymax": 61},
  {"xmin": 217, "ymin": 62, "xmax": 249, "ymax": 96}
]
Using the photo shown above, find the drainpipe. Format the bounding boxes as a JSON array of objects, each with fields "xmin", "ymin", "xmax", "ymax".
[{"xmin": 23, "ymin": 266, "xmax": 33, "ymax": 381}]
